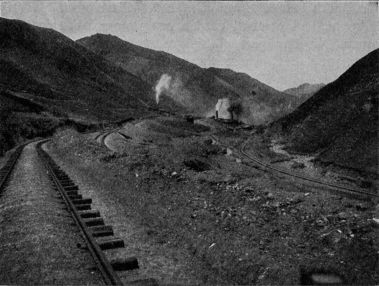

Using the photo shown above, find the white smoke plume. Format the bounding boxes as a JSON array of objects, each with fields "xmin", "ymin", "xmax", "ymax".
[{"xmin": 155, "ymin": 74, "xmax": 172, "ymax": 104}]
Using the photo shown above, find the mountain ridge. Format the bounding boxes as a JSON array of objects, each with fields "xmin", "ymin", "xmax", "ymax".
[
  {"xmin": 77, "ymin": 33, "xmax": 300, "ymax": 124},
  {"xmin": 0, "ymin": 17, "xmax": 154, "ymax": 121}
]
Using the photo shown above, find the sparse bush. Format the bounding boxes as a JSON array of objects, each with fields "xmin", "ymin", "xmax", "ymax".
[
  {"xmin": 228, "ymin": 100, "xmax": 243, "ymax": 117},
  {"xmin": 183, "ymin": 158, "xmax": 211, "ymax": 172}
]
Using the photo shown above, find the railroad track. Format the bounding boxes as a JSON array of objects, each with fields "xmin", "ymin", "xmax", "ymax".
[
  {"xmin": 117, "ymin": 132, "xmax": 132, "ymax": 141},
  {"xmin": 211, "ymin": 134, "xmax": 379, "ymax": 200},
  {"xmin": 0, "ymin": 145, "xmax": 25, "ymax": 195},
  {"xmin": 35, "ymin": 141, "xmax": 157, "ymax": 285},
  {"xmin": 94, "ymin": 131, "xmax": 112, "ymax": 144},
  {"xmin": 94, "ymin": 128, "xmax": 122, "ymax": 146},
  {"xmin": 0, "ymin": 140, "xmax": 156, "ymax": 285}
]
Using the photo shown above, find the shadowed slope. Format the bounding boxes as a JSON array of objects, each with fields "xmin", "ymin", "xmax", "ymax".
[
  {"xmin": 0, "ymin": 17, "xmax": 153, "ymax": 121},
  {"xmin": 274, "ymin": 49, "xmax": 379, "ymax": 174}
]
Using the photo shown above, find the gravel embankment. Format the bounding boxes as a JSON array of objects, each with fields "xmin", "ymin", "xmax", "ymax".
[{"xmin": 46, "ymin": 142, "xmax": 206, "ymax": 285}]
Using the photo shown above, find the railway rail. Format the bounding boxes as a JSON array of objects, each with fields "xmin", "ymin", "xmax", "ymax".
[
  {"xmin": 36, "ymin": 141, "xmax": 158, "ymax": 285},
  {"xmin": 36, "ymin": 140, "xmax": 125, "ymax": 285},
  {"xmin": 94, "ymin": 131, "xmax": 112, "ymax": 144},
  {"xmin": 0, "ymin": 139, "xmax": 156, "ymax": 285},
  {"xmin": 211, "ymin": 134, "xmax": 379, "ymax": 200},
  {"xmin": 117, "ymin": 132, "xmax": 132, "ymax": 141},
  {"xmin": 0, "ymin": 144, "xmax": 25, "ymax": 195}
]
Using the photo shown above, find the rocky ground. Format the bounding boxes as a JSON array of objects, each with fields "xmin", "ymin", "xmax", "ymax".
[{"xmin": 47, "ymin": 116, "xmax": 379, "ymax": 285}]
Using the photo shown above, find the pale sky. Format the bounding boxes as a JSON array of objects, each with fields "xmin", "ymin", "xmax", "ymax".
[{"xmin": 1, "ymin": 1, "xmax": 378, "ymax": 90}]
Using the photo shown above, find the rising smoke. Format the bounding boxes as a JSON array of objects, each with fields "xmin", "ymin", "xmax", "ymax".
[
  {"xmin": 154, "ymin": 73, "xmax": 193, "ymax": 108},
  {"xmin": 155, "ymin": 74, "xmax": 172, "ymax": 104}
]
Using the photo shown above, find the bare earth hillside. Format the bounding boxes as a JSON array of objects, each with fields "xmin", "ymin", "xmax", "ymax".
[{"xmin": 273, "ymin": 49, "xmax": 379, "ymax": 175}]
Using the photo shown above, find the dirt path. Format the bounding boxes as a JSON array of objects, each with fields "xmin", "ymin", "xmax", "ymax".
[{"xmin": 0, "ymin": 142, "xmax": 103, "ymax": 285}]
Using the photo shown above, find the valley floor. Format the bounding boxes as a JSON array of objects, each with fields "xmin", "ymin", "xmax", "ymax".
[{"xmin": 46, "ymin": 116, "xmax": 379, "ymax": 285}]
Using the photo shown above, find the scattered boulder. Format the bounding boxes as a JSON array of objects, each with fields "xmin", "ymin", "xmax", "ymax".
[
  {"xmin": 320, "ymin": 229, "xmax": 345, "ymax": 245},
  {"xmin": 356, "ymin": 203, "xmax": 370, "ymax": 211},
  {"xmin": 337, "ymin": 212, "xmax": 349, "ymax": 220},
  {"xmin": 221, "ymin": 174, "xmax": 236, "ymax": 183},
  {"xmin": 287, "ymin": 197, "xmax": 304, "ymax": 205},
  {"xmin": 316, "ymin": 215, "xmax": 328, "ymax": 227},
  {"xmin": 272, "ymin": 202, "xmax": 280, "ymax": 208},
  {"xmin": 266, "ymin": 192, "xmax": 274, "ymax": 200}
]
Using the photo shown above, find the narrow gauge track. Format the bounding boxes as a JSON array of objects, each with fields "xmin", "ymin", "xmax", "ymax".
[
  {"xmin": 94, "ymin": 132, "xmax": 112, "ymax": 144},
  {"xmin": 36, "ymin": 141, "xmax": 155, "ymax": 285},
  {"xmin": 36, "ymin": 140, "xmax": 124, "ymax": 285},
  {"xmin": 117, "ymin": 132, "xmax": 132, "ymax": 141},
  {"xmin": 211, "ymin": 135, "xmax": 379, "ymax": 200},
  {"xmin": 94, "ymin": 129, "xmax": 121, "ymax": 146},
  {"xmin": 0, "ymin": 145, "xmax": 25, "ymax": 194}
]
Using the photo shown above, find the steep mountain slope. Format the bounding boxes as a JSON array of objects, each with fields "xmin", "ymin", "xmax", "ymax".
[
  {"xmin": 274, "ymin": 49, "xmax": 379, "ymax": 174},
  {"xmin": 0, "ymin": 17, "xmax": 153, "ymax": 121},
  {"xmin": 77, "ymin": 34, "xmax": 232, "ymax": 116},
  {"xmin": 0, "ymin": 89, "xmax": 101, "ymax": 156},
  {"xmin": 77, "ymin": 34, "xmax": 299, "ymax": 124},
  {"xmin": 284, "ymin": 83, "xmax": 325, "ymax": 102}
]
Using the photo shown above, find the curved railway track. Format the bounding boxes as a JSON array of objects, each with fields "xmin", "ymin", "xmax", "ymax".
[
  {"xmin": 94, "ymin": 131, "xmax": 112, "ymax": 144},
  {"xmin": 1, "ymin": 128, "xmax": 370, "ymax": 285},
  {"xmin": 211, "ymin": 134, "xmax": 378, "ymax": 200}
]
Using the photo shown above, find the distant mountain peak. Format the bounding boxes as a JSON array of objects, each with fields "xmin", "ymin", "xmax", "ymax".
[{"xmin": 283, "ymin": 82, "xmax": 325, "ymax": 100}]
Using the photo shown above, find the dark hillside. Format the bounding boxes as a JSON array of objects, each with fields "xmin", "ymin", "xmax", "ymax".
[
  {"xmin": 0, "ymin": 89, "xmax": 101, "ymax": 156},
  {"xmin": 78, "ymin": 34, "xmax": 300, "ymax": 124},
  {"xmin": 0, "ymin": 17, "xmax": 158, "ymax": 155},
  {"xmin": 0, "ymin": 17, "xmax": 153, "ymax": 121},
  {"xmin": 273, "ymin": 49, "xmax": 379, "ymax": 174}
]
